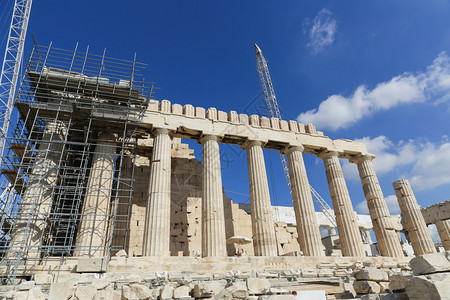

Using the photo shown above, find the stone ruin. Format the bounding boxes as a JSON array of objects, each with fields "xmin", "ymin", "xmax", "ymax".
[{"xmin": 0, "ymin": 44, "xmax": 449, "ymax": 299}]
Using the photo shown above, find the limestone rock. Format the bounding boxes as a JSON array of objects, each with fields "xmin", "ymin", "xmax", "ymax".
[
  {"xmin": 379, "ymin": 293, "xmax": 409, "ymax": 300},
  {"xmin": 48, "ymin": 281, "xmax": 76, "ymax": 300},
  {"xmin": 389, "ymin": 274, "xmax": 413, "ymax": 292},
  {"xmin": 76, "ymin": 285, "xmax": 97, "ymax": 299},
  {"xmin": 337, "ymin": 290, "xmax": 357, "ymax": 299},
  {"xmin": 363, "ymin": 260, "xmax": 376, "ymax": 267},
  {"xmin": 116, "ymin": 273, "xmax": 142, "ymax": 283},
  {"xmin": 301, "ymin": 269, "xmax": 318, "ymax": 278},
  {"xmin": 193, "ymin": 281, "xmax": 223, "ymax": 298},
  {"xmin": 93, "ymin": 286, "xmax": 115, "ymax": 300},
  {"xmin": 405, "ymin": 273, "xmax": 450, "ymax": 300},
  {"xmin": 409, "ymin": 251, "xmax": 450, "ymax": 275},
  {"xmin": 130, "ymin": 284, "xmax": 154, "ymax": 299},
  {"xmin": 246, "ymin": 278, "xmax": 271, "ymax": 295},
  {"xmin": 354, "ymin": 267, "xmax": 388, "ymax": 281},
  {"xmin": 115, "ymin": 249, "xmax": 128, "ymax": 257},
  {"xmin": 28, "ymin": 287, "xmax": 46, "ymax": 300},
  {"xmin": 12, "ymin": 291, "xmax": 28, "ymax": 300},
  {"xmin": 160, "ymin": 283, "xmax": 176, "ymax": 300},
  {"xmin": 121, "ymin": 286, "xmax": 134, "ymax": 300},
  {"xmin": 18, "ymin": 281, "xmax": 35, "ymax": 291},
  {"xmin": 77, "ymin": 257, "xmax": 108, "ymax": 273},
  {"xmin": 378, "ymin": 281, "xmax": 390, "ymax": 293},
  {"xmin": 338, "ymin": 282, "xmax": 356, "ymax": 299},
  {"xmin": 214, "ymin": 282, "xmax": 247, "ymax": 299},
  {"xmin": 397, "ymin": 262, "xmax": 411, "ymax": 270},
  {"xmin": 268, "ymin": 288, "xmax": 290, "ymax": 295},
  {"xmin": 173, "ymin": 285, "xmax": 190, "ymax": 299},
  {"xmin": 34, "ymin": 273, "xmax": 53, "ymax": 285},
  {"xmin": 112, "ymin": 290, "xmax": 122, "ymax": 300},
  {"xmin": 258, "ymin": 296, "xmax": 297, "ymax": 299},
  {"xmin": 354, "ymin": 280, "xmax": 381, "ymax": 294},
  {"xmin": 318, "ymin": 269, "xmax": 334, "ymax": 277},
  {"xmin": 92, "ymin": 278, "xmax": 110, "ymax": 290}
]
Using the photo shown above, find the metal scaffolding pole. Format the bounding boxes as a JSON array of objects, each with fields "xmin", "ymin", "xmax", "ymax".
[{"xmin": 0, "ymin": 43, "xmax": 150, "ymax": 283}]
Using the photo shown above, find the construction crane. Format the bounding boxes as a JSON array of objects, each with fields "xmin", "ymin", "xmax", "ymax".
[
  {"xmin": 254, "ymin": 43, "xmax": 337, "ymax": 227},
  {"xmin": 0, "ymin": 0, "xmax": 33, "ymax": 170}
]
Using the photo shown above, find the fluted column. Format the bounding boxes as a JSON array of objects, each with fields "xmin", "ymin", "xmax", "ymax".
[
  {"xmin": 285, "ymin": 145, "xmax": 324, "ymax": 256},
  {"xmin": 74, "ymin": 132, "xmax": 117, "ymax": 257},
  {"xmin": 393, "ymin": 179, "xmax": 436, "ymax": 255},
  {"xmin": 200, "ymin": 135, "xmax": 227, "ymax": 257},
  {"xmin": 352, "ymin": 155, "xmax": 403, "ymax": 257},
  {"xmin": 435, "ymin": 220, "xmax": 450, "ymax": 250},
  {"xmin": 143, "ymin": 128, "xmax": 172, "ymax": 256},
  {"xmin": 319, "ymin": 151, "xmax": 365, "ymax": 257},
  {"xmin": 245, "ymin": 140, "xmax": 278, "ymax": 256},
  {"xmin": 7, "ymin": 120, "xmax": 67, "ymax": 258},
  {"xmin": 110, "ymin": 154, "xmax": 133, "ymax": 254}
]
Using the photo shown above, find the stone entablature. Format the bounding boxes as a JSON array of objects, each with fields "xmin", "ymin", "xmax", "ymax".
[
  {"xmin": 421, "ymin": 199, "xmax": 450, "ymax": 225},
  {"xmin": 143, "ymin": 99, "xmax": 368, "ymax": 158}
]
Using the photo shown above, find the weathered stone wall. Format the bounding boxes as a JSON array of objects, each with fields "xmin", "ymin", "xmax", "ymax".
[{"xmin": 421, "ymin": 199, "xmax": 450, "ymax": 225}]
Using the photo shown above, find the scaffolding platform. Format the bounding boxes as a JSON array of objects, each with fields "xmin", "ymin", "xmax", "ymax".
[{"xmin": 0, "ymin": 44, "xmax": 151, "ymax": 283}]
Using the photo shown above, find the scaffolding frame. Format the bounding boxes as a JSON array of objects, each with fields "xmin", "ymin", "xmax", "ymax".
[{"xmin": 0, "ymin": 43, "xmax": 150, "ymax": 283}]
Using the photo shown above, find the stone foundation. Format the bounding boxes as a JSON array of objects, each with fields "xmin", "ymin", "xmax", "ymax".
[{"xmin": 1, "ymin": 255, "xmax": 412, "ymax": 299}]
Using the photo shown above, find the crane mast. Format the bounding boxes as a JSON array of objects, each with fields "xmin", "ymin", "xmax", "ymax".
[
  {"xmin": 0, "ymin": 0, "xmax": 33, "ymax": 169},
  {"xmin": 254, "ymin": 44, "xmax": 337, "ymax": 227}
]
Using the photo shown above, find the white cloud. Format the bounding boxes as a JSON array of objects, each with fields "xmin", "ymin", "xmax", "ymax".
[
  {"xmin": 303, "ymin": 9, "xmax": 337, "ymax": 54},
  {"xmin": 297, "ymin": 52, "xmax": 450, "ymax": 131},
  {"xmin": 428, "ymin": 224, "xmax": 441, "ymax": 243},
  {"xmin": 342, "ymin": 135, "xmax": 450, "ymax": 191},
  {"xmin": 355, "ymin": 194, "xmax": 400, "ymax": 215},
  {"xmin": 410, "ymin": 143, "xmax": 450, "ymax": 190},
  {"xmin": 384, "ymin": 195, "xmax": 401, "ymax": 214},
  {"xmin": 356, "ymin": 199, "xmax": 369, "ymax": 214}
]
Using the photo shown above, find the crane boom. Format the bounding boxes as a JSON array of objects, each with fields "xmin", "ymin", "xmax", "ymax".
[
  {"xmin": 254, "ymin": 43, "xmax": 337, "ymax": 227},
  {"xmin": 0, "ymin": 0, "xmax": 33, "ymax": 169}
]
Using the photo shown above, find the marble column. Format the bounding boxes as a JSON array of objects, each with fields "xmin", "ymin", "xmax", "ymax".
[
  {"xmin": 245, "ymin": 140, "xmax": 278, "ymax": 256},
  {"xmin": 393, "ymin": 179, "xmax": 436, "ymax": 255},
  {"xmin": 7, "ymin": 120, "xmax": 67, "ymax": 258},
  {"xmin": 110, "ymin": 154, "xmax": 133, "ymax": 255},
  {"xmin": 200, "ymin": 135, "xmax": 227, "ymax": 257},
  {"xmin": 74, "ymin": 132, "xmax": 117, "ymax": 257},
  {"xmin": 319, "ymin": 151, "xmax": 365, "ymax": 257},
  {"xmin": 143, "ymin": 128, "xmax": 172, "ymax": 256},
  {"xmin": 352, "ymin": 155, "xmax": 404, "ymax": 257},
  {"xmin": 435, "ymin": 220, "xmax": 450, "ymax": 251},
  {"xmin": 285, "ymin": 145, "xmax": 324, "ymax": 256}
]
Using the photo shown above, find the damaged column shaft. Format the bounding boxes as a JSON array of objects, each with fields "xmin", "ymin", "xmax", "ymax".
[
  {"xmin": 320, "ymin": 151, "xmax": 365, "ymax": 257},
  {"xmin": 353, "ymin": 155, "xmax": 404, "ymax": 257},
  {"xmin": 393, "ymin": 179, "xmax": 436, "ymax": 255},
  {"xmin": 74, "ymin": 132, "xmax": 117, "ymax": 257},
  {"xmin": 435, "ymin": 220, "xmax": 450, "ymax": 251},
  {"xmin": 245, "ymin": 140, "xmax": 278, "ymax": 256},
  {"xmin": 285, "ymin": 145, "xmax": 324, "ymax": 256},
  {"xmin": 7, "ymin": 120, "xmax": 67, "ymax": 258}
]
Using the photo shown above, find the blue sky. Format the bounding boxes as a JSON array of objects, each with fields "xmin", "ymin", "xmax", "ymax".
[{"xmin": 1, "ymin": 2, "xmax": 450, "ymax": 228}]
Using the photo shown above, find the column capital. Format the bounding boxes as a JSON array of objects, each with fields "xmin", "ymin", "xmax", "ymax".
[
  {"xmin": 198, "ymin": 134, "xmax": 222, "ymax": 144},
  {"xmin": 349, "ymin": 153, "xmax": 375, "ymax": 164},
  {"xmin": 241, "ymin": 139, "xmax": 266, "ymax": 150},
  {"xmin": 393, "ymin": 179, "xmax": 410, "ymax": 191},
  {"xmin": 282, "ymin": 144, "xmax": 305, "ymax": 155},
  {"xmin": 152, "ymin": 127, "xmax": 173, "ymax": 137},
  {"xmin": 97, "ymin": 132, "xmax": 117, "ymax": 142},
  {"xmin": 317, "ymin": 150, "xmax": 339, "ymax": 160}
]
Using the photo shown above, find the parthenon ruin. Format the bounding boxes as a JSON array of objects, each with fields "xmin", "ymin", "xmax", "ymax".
[{"xmin": 0, "ymin": 44, "xmax": 449, "ymax": 299}]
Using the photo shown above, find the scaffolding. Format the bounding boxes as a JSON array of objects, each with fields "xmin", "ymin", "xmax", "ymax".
[{"xmin": 0, "ymin": 43, "xmax": 150, "ymax": 282}]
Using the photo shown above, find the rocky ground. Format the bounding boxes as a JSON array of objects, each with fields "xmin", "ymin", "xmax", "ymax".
[{"xmin": 0, "ymin": 251, "xmax": 449, "ymax": 299}]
